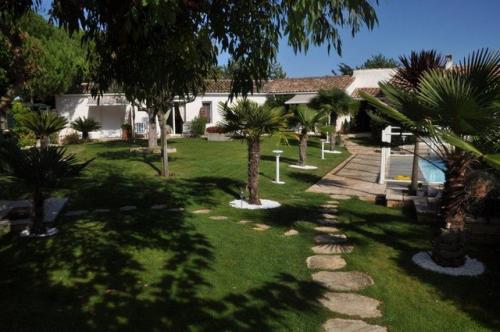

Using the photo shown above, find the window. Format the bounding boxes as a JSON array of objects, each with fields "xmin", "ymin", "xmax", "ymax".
[
  {"xmin": 200, "ymin": 102, "xmax": 212, "ymax": 123},
  {"xmin": 135, "ymin": 122, "xmax": 146, "ymax": 134}
]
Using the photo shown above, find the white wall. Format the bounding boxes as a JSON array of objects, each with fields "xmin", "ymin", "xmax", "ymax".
[
  {"xmin": 55, "ymin": 94, "xmax": 127, "ymax": 139},
  {"xmin": 345, "ymin": 68, "xmax": 395, "ymax": 95},
  {"xmin": 184, "ymin": 93, "xmax": 268, "ymax": 126}
]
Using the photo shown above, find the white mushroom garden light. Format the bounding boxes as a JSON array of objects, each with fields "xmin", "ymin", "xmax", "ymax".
[{"xmin": 272, "ymin": 149, "xmax": 285, "ymax": 184}]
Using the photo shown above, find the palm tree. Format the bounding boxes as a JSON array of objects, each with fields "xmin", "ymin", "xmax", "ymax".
[
  {"xmin": 309, "ymin": 88, "xmax": 357, "ymax": 151},
  {"xmin": 391, "ymin": 50, "xmax": 446, "ymax": 193},
  {"xmin": 18, "ymin": 111, "xmax": 67, "ymax": 148},
  {"xmin": 70, "ymin": 117, "xmax": 101, "ymax": 140},
  {"xmin": 0, "ymin": 139, "xmax": 92, "ymax": 235},
  {"xmin": 362, "ymin": 49, "xmax": 500, "ymax": 267},
  {"xmin": 289, "ymin": 105, "xmax": 327, "ymax": 166},
  {"xmin": 219, "ymin": 99, "xmax": 288, "ymax": 205}
]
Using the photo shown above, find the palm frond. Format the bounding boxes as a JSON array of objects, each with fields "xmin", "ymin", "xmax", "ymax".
[{"xmin": 18, "ymin": 111, "xmax": 68, "ymax": 136}]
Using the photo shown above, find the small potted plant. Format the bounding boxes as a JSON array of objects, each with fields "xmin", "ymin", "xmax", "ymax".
[{"xmin": 121, "ymin": 123, "xmax": 132, "ymax": 140}]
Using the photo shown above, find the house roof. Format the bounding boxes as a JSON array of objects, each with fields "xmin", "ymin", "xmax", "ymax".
[
  {"xmin": 264, "ymin": 76, "xmax": 354, "ymax": 94},
  {"xmin": 351, "ymin": 87, "xmax": 383, "ymax": 98},
  {"xmin": 203, "ymin": 75, "xmax": 354, "ymax": 94}
]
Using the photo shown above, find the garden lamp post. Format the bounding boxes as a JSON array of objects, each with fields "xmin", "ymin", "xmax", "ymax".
[
  {"xmin": 272, "ymin": 149, "xmax": 285, "ymax": 184},
  {"xmin": 321, "ymin": 139, "xmax": 326, "ymax": 160}
]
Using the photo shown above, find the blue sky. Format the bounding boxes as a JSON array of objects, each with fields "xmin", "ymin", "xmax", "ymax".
[{"xmin": 39, "ymin": 0, "xmax": 500, "ymax": 77}]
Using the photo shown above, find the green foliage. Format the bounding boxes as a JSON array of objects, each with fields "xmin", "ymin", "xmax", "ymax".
[
  {"xmin": 10, "ymin": 101, "xmax": 35, "ymax": 146},
  {"xmin": 18, "ymin": 110, "xmax": 67, "ymax": 138},
  {"xmin": 61, "ymin": 132, "xmax": 81, "ymax": 145},
  {"xmin": 264, "ymin": 94, "xmax": 295, "ymax": 109},
  {"xmin": 219, "ymin": 99, "xmax": 289, "ymax": 141},
  {"xmin": 289, "ymin": 105, "xmax": 328, "ymax": 132},
  {"xmin": 19, "ymin": 12, "xmax": 88, "ymax": 100},
  {"xmin": 309, "ymin": 88, "xmax": 358, "ymax": 118},
  {"xmin": 70, "ymin": 117, "xmax": 101, "ymax": 140},
  {"xmin": 360, "ymin": 53, "xmax": 398, "ymax": 69},
  {"xmin": 190, "ymin": 116, "xmax": 208, "ymax": 137}
]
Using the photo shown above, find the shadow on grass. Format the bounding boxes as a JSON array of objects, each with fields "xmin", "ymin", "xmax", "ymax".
[
  {"xmin": 0, "ymin": 175, "xmax": 325, "ymax": 331},
  {"xmin": 337, "ymin": 200, "xmax": 500, "ymax": 330}
]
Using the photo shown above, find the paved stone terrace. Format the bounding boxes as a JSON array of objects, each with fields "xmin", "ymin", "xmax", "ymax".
[{"xmin": 307, "ymin": 137, "xmax": 386, "ymax": 201}]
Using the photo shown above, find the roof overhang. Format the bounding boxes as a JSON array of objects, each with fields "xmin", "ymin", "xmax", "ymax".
[{"xmin": 284, "ymin": 93, "xmax": 317, "ymax": 105}]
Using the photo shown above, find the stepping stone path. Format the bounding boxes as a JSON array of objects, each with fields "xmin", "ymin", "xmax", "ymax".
[
  {"xmin": 193, "ymin": 209, "xmax": 211, "ymax": 214},
  {"xmin": 284, "ymin": 229, "xmax": 299, "ymax": 236},
  {"xmin": 307, "ymin": 200, "xmax": 387, "ymax": 330},
  {"xmin": 151, "ymin": 204, "xmax": 167, "ymax": 210},
  {"xmin": 314, "ymin": 226, "xmax": 341, "ymax": 233},
  {"xmin": 323, "ymin": 319, "xmax": 387, "ymax": 332},
  {"xmin": 238, "ymin": 219, "xmax": 252, "ymax": 224},
  {"xmin": 312, "ymin": 271, "xmax": 374, "ymax": 291},
  {"xmin": 306, "ymin": 255, "xmax": 346, "ymax": 270},
  {"xmin": 312, "ymin": 244, "xmax": 354, "ymax": 254},
  {"xmin": 119, "ymin": 206, "xmax": 137, "ymax": 212},
  {"xmin": 64, "ymin": 210, "xmax": 88, "ymax": 217},
  {"xmin": 330, "ymin": 194, "xmax": 352, "ymax": 200},
  {"xmin": 94, "ymin": 208, "xmax": 111, "ymax": 213},
  {"xmin": 319, "ymin": 292, "xmax": 382, "ymax": 318},
  {"xmin": 168, "ymin": 207, "xmax": 184, "ymax": 212},
  {"xmin": 209, "ymin": 216, "xmax": 228, "ymax": 220},
  {"xmin": 314, "ymin": 233, "xmax": 347, "ymax": 245},
  {"xmin": 253, "ymin": 223, "xmax": 270, "ymax": 231}
]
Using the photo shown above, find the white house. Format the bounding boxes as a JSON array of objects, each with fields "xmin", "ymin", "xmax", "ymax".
[{"xmin": 54, "ymin": 68, "xmax": 394, "ymax": 140}]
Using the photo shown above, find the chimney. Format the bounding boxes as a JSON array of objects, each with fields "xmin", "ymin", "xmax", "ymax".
[{"xmin": 445, "ymin": 54, "xmax": 453, "ymax": 70}]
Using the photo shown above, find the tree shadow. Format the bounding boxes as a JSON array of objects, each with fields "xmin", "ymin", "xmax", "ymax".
[{"xmin": 338, "ymin": 201, "xmax": 500, "ymax": 330}]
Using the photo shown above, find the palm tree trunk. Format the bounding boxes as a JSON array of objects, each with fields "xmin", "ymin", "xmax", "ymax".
[
  {"xmin": 31, "ymin": 189, "xmax": 45, "ymax": 235},
  {"xmin": 40, "ymin": 135, "xmax": 50, "ymax": 149},
  {"xmin": 247, "ymin": 138, "xmax": 261, "ymax": 205},
  {"xmin": 330, "ymin": 113, "xmax": 337, "ymax": 151},
  {"xmin": 158, "ymin": 112, "xmax": 169, "ymax": 177},
  {"xmin": 148, "ymin": 112, "xmax": 158, "ymax": 150},
  {"xmin": 410, "ymin": 138, "xmax": 420, "ymax": 193},
  {"xmin": 82, "ymin": 131, "xmax": 89, "ymax": 140},
  {"xmin": 431, "ymin": 151, "xmax": 468, "ymax": 267},
  {"xmin": 299, "ymin": 130, "xmax": 308, "ymax": 166}
]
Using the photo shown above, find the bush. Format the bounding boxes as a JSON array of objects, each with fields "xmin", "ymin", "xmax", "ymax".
[
  {"xmin": 190, "ymin": 116, "xmax": 207, "ymax": 137},
  {"xmin": 71, "ymin": 117, "xmax": 101, "ymax": 139},
  {"xmin": 205, "ymin": 126, "xmax": 225, "ymax": 134},
  {"xmin": 10, "ymin": 101, "xmax": 36, "ymax": 147},
  {"xmin": 61, "ymin": 132, "xmax": 81, "ymax": 145}
]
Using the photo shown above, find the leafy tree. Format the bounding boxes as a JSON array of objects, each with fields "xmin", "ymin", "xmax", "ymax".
[
  {"xmin": 71, "ymin": 117, "xmax": 101, "ymax": 140},
  {"xmin": 333, "ymin": 63, "xmax": 354, "ymax": 76},
  {"xmin": 9, "ymin": 100, "xmax": 36, "ymax": 146},
  {"xmin": 362, "ymin": 49, "xmax": 500, "ymax": 267},
  {"xmin": 360, "ymin": 53, "xmax": 398, "ymax": 69},
  {"xmin": 289, "ymin": 105, "xmax": 327, "ymax": 166},
  {"xmin": 391, "ymin": 50, "xmax": 446, "ymax": 193},
  {"xmin": 309, "ymin": 88, "xmax": 358, "ymax": 151},
  {"xmin": 0, "ymin": 140, "xmax": 91, "ymax": 235},
  {"xmin": 18, "ymin": 110, "xmax": 67, "ymax": 148},
  {"xmin": 220, "ymin": 100, "xmax": 288, "ymax": 205}
]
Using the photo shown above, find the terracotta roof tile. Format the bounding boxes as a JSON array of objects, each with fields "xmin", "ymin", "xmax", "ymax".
[{"xmin": 351, "ymin": 87, "xmax": 382, "ymax": 98}]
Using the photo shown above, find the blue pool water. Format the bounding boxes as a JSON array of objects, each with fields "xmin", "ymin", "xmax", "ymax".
[{"xmin": 418, "ymin": 159, "xmax": 446, "ymax": 184}]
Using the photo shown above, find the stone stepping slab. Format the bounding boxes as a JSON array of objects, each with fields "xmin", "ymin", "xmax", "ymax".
[
  {"xmin": 283, "ymin": 229, "xmax": 299, "ymax": 236},
  {"xmin": 64, "ymin": 210, "xmax": 88, "ymax": 217},
  {"xmin": 94, "ymin": 209, "xmax": 111, "ymax": 213},
  {"xmin": 253, "ymin": 223, "xmax": 270, "ymax": 231},
  {"xmin": 193, "ymin": 209, "xmax": 211, "ymax": 214},
  {"xmin": 312, "ymin": 271, "xmax": 374, "ymax": 291},
  {"xmin": 321, "ymin": 208, "xmax": 339, "ymax": 214},
  {"xmin": 314, "ymin": 226, "xmax": 341, "ymax": 233},
  {"xmin": 306, "ymin": 255, "xmax": 346, "ymax": 270},
  {"xmin": 238, "ymin": 219, "xmax": 253, "ymax": 224},
  {"xmin": 320, "ymin": 204, "xmax": 338, "ymax": 209},
  {"xmin": 322, "ymin": 213, "xmax": 337, "ymax": 220},
  {"xmin": 168, "ymin": 207, "xmax": 184, "ymax": 212},
  {"xmin": 151, "ymin": 204, "xmax": 167, "ymax": 210},
  {"xmin": 119, "ymin": 206, "xmax": 137, "ymax": 212},
  {"xmin": 316, "ymin": 220, "xmax": 340, "ymax": 227},
  {"xmin": 314, "ymin": 233, "xmax": 347, "ymax": 245},
  {"xmin": 323, "ymin": 319, "xmax": 387, "ymax": 332},
  {"xmin": 209, "ymin": 216, "xmax": 228, "ymax": 221},
  {"xmin": 326, "ymin": 201, "xmax": 339, "ymax": 205},
  {"xmin": 312, "ymin": 244, "xmax": 354, "ymax": 254},
  {"xmin": 319, "ymin": 292, "xmax": 382, "ymax": 318},
  {"xmin": 330, "ymin": 194, "xmax": 352, "ymax": 200}
]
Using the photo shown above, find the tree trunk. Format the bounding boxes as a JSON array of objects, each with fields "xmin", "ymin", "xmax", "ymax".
[
  {"xmin": 40, "ymin": 135, "xmax": 50, "ymax": 149},
  {"xmin": 0, "ymin": 97, "xmax": 10, "ymax": 133},
  {"xmin": 330, "ymin": 113, "xmax": 337, "ymax": 151},
  {"xmin": 410, "ymin": 138, "xmax": 420, "ymax": 194},
  {"xmin": 31, "ymin": 190, "xmax": 45, "ymax": 235},
  {"xmin": 148, "ymin": 112, "xmax": 158, "ymax": 150},
  {"xmin": 82, "ymin": 131, "xmax": 89, "ymax": 140},
  {"xmin": 299, "ymin": 130, "xmax": 308, "ymax": 166},
  {"xmin": 431, "ymin": 151, "xmax": 468, "ymax": 267},
  {"xmin": 158, "ymin": 112, "xmax": 169, "ymax": 177},
  {"xmin": 247, "ymin": 138, "xmax": 261, "ymax": 205}
]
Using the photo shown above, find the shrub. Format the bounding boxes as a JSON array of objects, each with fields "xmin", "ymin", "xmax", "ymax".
[
  {"xmin": 190, "ymin": 116, "xmax": 207, "ymax": 137},
  {"xmin": 10, "ymin": 101, "xmax": 36, "ymax": 147},
  {"xmin": 61, "ymin": 132, "xmax": 81, "ymax": 145},
  {"xmin": 71, "ymin": 117, "xmax": 101, "ymax": 139},
  {"xmin": 205, "ymin": 126, "xmax": 226, "ymax": 134}
]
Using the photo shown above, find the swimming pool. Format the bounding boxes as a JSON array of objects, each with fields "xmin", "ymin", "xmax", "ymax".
[{"xmin": 418, "ymin": 159, "xmax": 446, "ymax": 184}]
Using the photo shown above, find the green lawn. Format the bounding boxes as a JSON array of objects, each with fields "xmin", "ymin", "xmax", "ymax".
[{"xmin": 0, "ymin": 138, "xmax": 499, "ymax": 331}]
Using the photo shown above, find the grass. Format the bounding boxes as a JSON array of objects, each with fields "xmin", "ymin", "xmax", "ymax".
[{"xmin": 1, "ymin": 137, "xmax": 499, "ymax": 331}]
